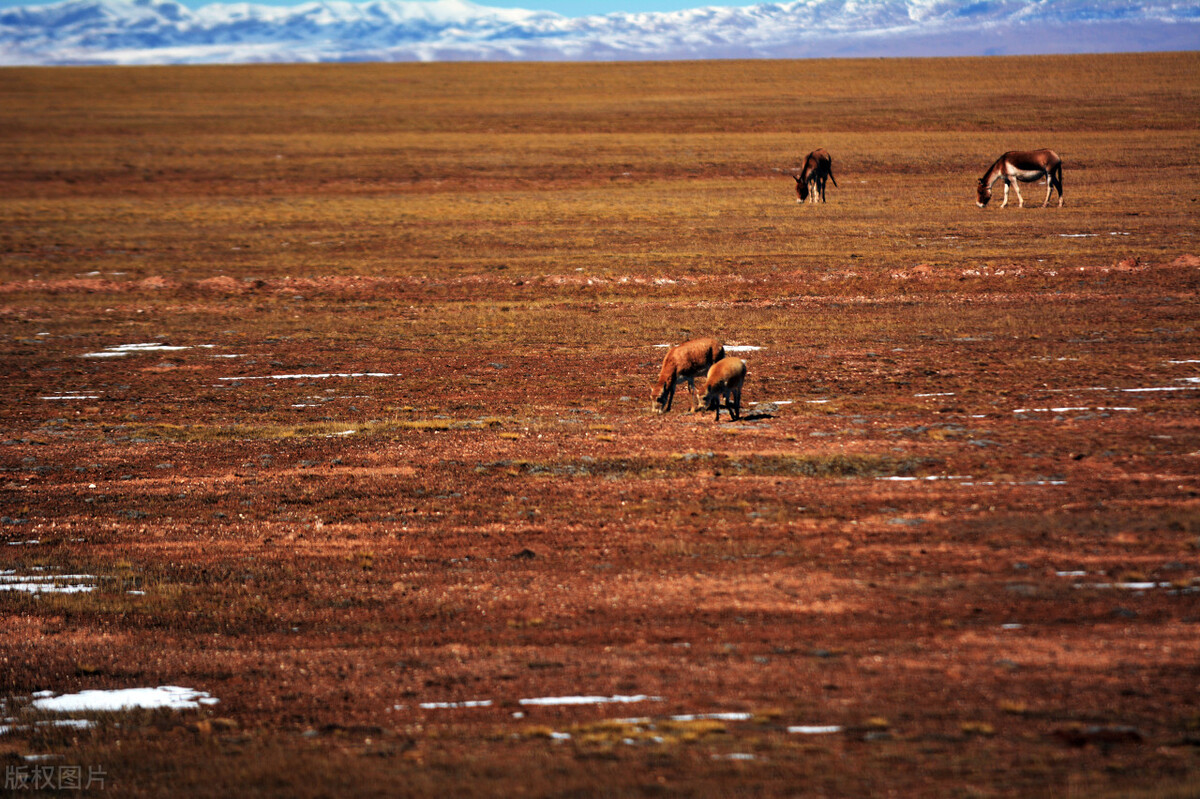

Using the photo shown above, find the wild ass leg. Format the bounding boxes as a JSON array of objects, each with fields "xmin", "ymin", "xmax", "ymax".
[
  {"xmin": 1000, "ymin": 180, "xmax": 1010, "ymax": 208},
  {"xmin": 685, "ymin": 375, "xmax": 699, "ymax": 412},
  {"xmin": 1050, "ymin": 164, "xmax": 1064, "ymax": 207},
  {"xmin": 1010, "ymin": 179, "xmax": 1025, "ymax": 208}
]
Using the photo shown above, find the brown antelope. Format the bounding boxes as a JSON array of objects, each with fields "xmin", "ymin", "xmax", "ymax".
[
  {"xmin": 694, "ymin": 357, "xmax": 747, "ymax": 422},
  {"xmin": 651, "ymin": 337, "xmax": 725, "ymax": 414},
  {"xmin": 976, "ymin": 149, "xmax": 1063, "ymax": 208},
  {"xmin": 794, "ymin": 148, "xmax": 837, "ymax": 203}
]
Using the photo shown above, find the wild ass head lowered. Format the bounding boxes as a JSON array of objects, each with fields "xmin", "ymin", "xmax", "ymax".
[
  {"xmin": 977, "ymin": 149, "xmax": 1063, "ymax": 208},
  {"xmin": 794, "ymin": 148, "xmax": 837, "ymax": 203}
]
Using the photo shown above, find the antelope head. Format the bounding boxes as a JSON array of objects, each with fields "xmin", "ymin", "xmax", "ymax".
[{"xmin": 650, "ymin": 385, "xmax": 668, "ymax": 414}]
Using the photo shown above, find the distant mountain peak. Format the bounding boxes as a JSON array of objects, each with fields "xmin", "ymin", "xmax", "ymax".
[{"xmin": 1, "ymin": 0, "xmax": 1195, "ymax": 64}]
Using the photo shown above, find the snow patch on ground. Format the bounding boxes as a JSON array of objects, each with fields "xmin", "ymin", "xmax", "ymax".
[
  {"xmin": 518, "ymin": 694, "xmax": 662, "ymax": 707},
  {"xmin": 0, "ymin": 719, "xmax": 96, "ymax": 736},
  {"xmin": 414, "ymin": 694, "xmax": 662, "ymax": 710},
  {"xmin": 1014, "ymin": 406, "xmax": 1138, "ymax": 413},
  {"xmin": 81, "ymin": 342, "xmax": 193, "ymax": 358},
  {"xmin": 219, "ymin": 372, "xmax": 398, "ymax": 381},
  {"xmin": 31, "ymin": 686, "xmax": 219, "ymax": 712},
  {"xmin": 0, "ymin": 571, "xmax": 97, "ymax": 594},
  {"xmin": 877, "ymin": 475, "xmax": 972, "ymax": 482},
  {"xmin": 418, "ymin": 699, "xmax": 493, "ymax": 709}
]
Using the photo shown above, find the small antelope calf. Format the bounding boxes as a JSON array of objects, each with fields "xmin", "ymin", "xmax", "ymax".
[
  {"xmin": 695, "ymin": 357, "xmax": 747, "ymax": 421},
  {"xmin": 651, "ymin": 337, "xmax": 725, "ymax": 413}
]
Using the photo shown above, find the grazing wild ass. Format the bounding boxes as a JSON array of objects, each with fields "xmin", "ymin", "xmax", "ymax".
[
  {"xmin": 977, "ymin": 149, "xmax": 1063, "ymax": 208},
  {"xmin": 651, "ymin": 337, "xmax": 725, "ymax": 414},
  {"xmin": 794, "ymin": 148, "xmax": 837, "ymax": 203},
  {"xmin": 695, "ymin": 357, "xmax": 747, "ymax": 422}
]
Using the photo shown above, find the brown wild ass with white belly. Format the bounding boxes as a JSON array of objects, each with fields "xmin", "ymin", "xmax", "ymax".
[
  {"xmin": 694, "ymin": 357, "xmax": 747, "ymax": 422},
  {"xmin": 794, "ymin": 148, "xmax": 837, "ymax": 203},
  {"xmin": 651, "ymin": 337, "xmax": 725, "ymax": 414},
  {"xmin": 977, "ymin": 149, "xmax": 1063, "ymax": 208}
]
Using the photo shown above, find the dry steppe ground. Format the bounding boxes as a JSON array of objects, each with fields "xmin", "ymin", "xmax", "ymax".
[{"xmin": 1, "ymin": 53, "xmax": 1198, "ymax": 797}]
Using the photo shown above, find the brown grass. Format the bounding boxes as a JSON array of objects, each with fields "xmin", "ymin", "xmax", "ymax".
[{"xmin": 0, "ymin": 52, "xmax": 1198, "ymax": 798}]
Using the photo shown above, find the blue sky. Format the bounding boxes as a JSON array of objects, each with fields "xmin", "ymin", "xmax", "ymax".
[{"xmin": 0, "ymin": 0, "xmax": 714, "ymax": 14}]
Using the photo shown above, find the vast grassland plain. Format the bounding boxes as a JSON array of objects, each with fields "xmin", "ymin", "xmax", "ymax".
[{"xmin": 1, "ymin": 53, "xmax": 1198, "ymax": 797}]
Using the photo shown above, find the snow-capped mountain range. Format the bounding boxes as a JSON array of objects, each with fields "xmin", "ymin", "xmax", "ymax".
[{"xmin": 1, "ymin": 0, "xmax": 1196, "ymax": 65}]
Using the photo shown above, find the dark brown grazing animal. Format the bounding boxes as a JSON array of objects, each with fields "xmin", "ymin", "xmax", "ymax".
[
  {"xmin": 794, "ymin": 148, "xmax": 837, "ymax": 203},
  {"xmin": 694, "ymin": 357, "xmax": 747, "ymax": 422},
  {"xmin": 651, "ymin": 337, "xmax": 725, "ymax": 414},
  {"xmin": 977, "ymin": 149, "xmax": 1063, "ymax": 208}
]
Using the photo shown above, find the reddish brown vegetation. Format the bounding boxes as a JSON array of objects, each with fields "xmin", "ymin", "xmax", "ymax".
[{"xmin": 0, "ymin": 53, "xmax": 1198, "ymax": 798}]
